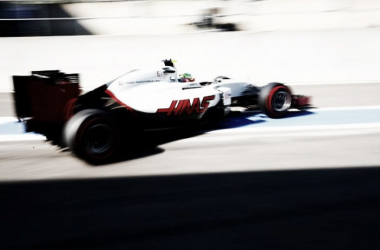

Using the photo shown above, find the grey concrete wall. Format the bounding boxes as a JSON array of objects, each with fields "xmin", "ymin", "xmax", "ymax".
[
  {"xmin": 61, "ymin": 0, "xmax": 380, "ymax": 35},
  {"xmin": 1, "ymin": 0, "xmax": 379, "ymax": 92},
  {"xmin": 1, "ymin": 28, "xmax": 379, "ymax": 92},
  {"xmin": 2, "ymin": 0, "xmax": 379, "ymax": 36}
]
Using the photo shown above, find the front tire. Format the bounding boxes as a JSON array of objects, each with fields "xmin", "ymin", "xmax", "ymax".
[
  {"xmin": 63, "ymin": 109, "xmax": 120, "ymax": 163},
  {"xmin": 259, "ymin": 82, "xmax": 292, "ymax": 118}
]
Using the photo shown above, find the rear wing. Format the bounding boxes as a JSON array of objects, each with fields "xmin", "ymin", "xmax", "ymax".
[{"xmin": 13, "ymin": 70, "xmax": 80, "ymax": 123}]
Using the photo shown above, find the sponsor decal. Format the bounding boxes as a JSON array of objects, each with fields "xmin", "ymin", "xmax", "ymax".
[
  {"xmin": 157, "ymin": 95, "xmax": 215, "ymax": 116},
  {"xmin": 118, "ymin": 80, "xmax": 160, "ymax": 85}
]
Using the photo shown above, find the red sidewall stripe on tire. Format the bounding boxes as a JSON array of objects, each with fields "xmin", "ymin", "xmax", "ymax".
[{"xmin": 266, "ymin": 86, "xmax": 291, "ymax": 115}]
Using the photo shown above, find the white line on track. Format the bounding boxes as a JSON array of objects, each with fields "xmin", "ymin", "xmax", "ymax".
[
  {"xmin": 0, "ymin": 134, "xmax": 45, "ymax": 142},
  {"xmin": 316, "ymin": 106, "xmax": 380, "ymax": 111},
  {"xmin": 179, "ymin": 126, "xmax": 380, "ymax": 143},
  {"xmin": 208, "ymin": 123, "xmax": 380, "ymax": 134},
  {"xmin": 288, "ymin": 80, "xmax": 380, "ymax": 86},
  {"xmin": 0, "ymin": 117, "xmax": 20, "ymax": 125}
]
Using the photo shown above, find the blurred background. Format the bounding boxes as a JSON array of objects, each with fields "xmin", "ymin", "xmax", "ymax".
[
  {"xmin": 1, "ymin": 0, "xmax": 380, "ymax": 36},
  {"xmin": 1, "ymin": 1, "xmax": 379, "ymax": 249},
  {"xmin": 1, "ymin": 0, "xmax": 380, "ymax": 92}
]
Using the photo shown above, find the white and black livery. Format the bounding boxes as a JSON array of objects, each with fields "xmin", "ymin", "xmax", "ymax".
[{"xmin": 13, "ymin": 59, "xmax": 311, "ymax": 162}]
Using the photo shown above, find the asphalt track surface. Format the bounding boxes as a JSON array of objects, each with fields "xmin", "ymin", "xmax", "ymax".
[{"xmin": 0, "ymin": 82, "xmax": 379, "ymax": 249}]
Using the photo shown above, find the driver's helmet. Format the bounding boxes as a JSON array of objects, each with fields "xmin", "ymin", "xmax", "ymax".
[{"xmin": 178, "ymin": 73, "xmax": 195, "ymax": 82}]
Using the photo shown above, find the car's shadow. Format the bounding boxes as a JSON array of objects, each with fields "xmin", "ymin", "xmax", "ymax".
[
  {"xmin": 1, "ymin": 166, "xmax": 379, "ymax": 249},
  {"xmin": 93, "ymin": 110, "xmax": 314, "ymax": 166}
]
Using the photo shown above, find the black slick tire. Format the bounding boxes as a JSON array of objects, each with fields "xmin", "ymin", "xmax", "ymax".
[{"xmin": 63, "ymin": 109, "xmax": 120, "ymax": 163}]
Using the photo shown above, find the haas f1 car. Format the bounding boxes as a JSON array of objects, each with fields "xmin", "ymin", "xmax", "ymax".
[{"xmin": 13, "ymin": 59, "xmax": 311, "ymax": 163}]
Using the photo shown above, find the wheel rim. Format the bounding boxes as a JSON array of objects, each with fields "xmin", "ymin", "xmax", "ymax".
[
  {"xmin": 85, "ymin": 123, "xmax": 115, "ymax": 155},
  {"xmin": 272, "ymin": 90, "xmax": 291, "ymax": 112}
]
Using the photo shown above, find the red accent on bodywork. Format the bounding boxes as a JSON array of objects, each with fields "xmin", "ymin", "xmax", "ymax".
[
  {"xmin": 200, "ymin": 95, "xmax": 215, "ymax": 112},
  {"xmin": 190, "ymin": 98, "xmax": 201, "ymax": 114},
  {"xmin": 292, "ymin": 96, "xmax": 311, "ymax": 107},
  {"xmin": 180, "ymin": 99, "xmax": 191, "ymax": 114},
  {"xmin": 105, "ymin": 89, "xmax": 136, "ymax": 113},
  {"xmin": 157, "ymin": 100, "xmax": 178, "ymax": 116},
  {"xmin": 173, "ymin": 100, "xmax": 185, "ymax": 115},
  {"xmin": 156, "ymin": 95, "xmax": 215, "ymax": 116}
]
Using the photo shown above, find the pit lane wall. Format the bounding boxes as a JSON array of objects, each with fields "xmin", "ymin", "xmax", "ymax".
[
  {"xmin": 1, "ymin": 0, "xmax": 380, "ymax": 36},
  {"xmin": 1, "ymin": 0, "xmax": 380, "ymax": 92},
  {"xmin": 57, "ymin": 0, "xmax": 380, "ymax": 35}
]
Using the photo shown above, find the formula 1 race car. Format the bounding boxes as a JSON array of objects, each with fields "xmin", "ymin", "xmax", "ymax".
[{"xmin": 13, "ymin": 59, "xmax": 311, "ymax": 163}]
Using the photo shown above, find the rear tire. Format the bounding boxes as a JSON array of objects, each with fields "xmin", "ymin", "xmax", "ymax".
[
  {"xmin": 259, "ymin": 82, "xmax": 292, "ymax": 118},
  {"xmin": 63, "ymin": 109, "xmax": 120, "ymax": 163}
]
